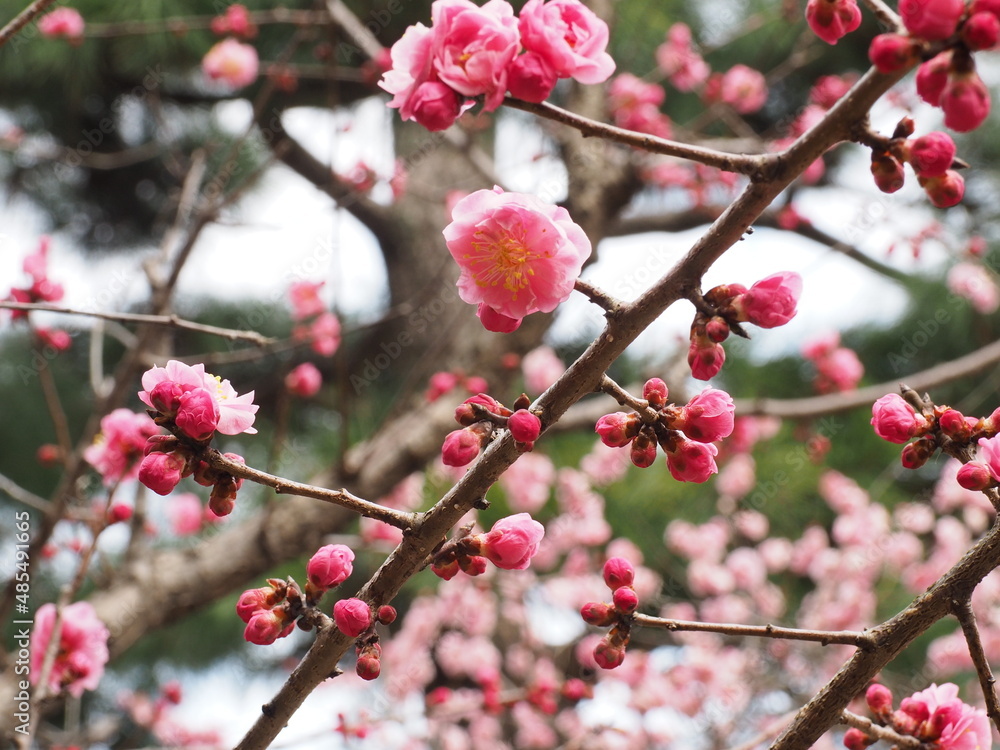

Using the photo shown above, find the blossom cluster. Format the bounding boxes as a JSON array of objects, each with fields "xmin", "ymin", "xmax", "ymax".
[
  {"xmin": 379, "ymin": 0, "xmax": 614, "ymax": 131},
  {"xmin": 135, "ymin": 360, "xmax": 257, "ymax": 514},
  {"xmin": 202, "ymin": 5, "xmax": 259, "ymax": 92},
  {"xmin": 801, "ymin": 332, "xmax": 864, "ymax": 393},
  {"xmin": 868, "ymin": 118, "xmax": 966, "ymax": 208},
  {"xmin": 687, "ymin": 272, "xmax": 802, "ymax": 380},
  {"xmin": 868, "ymin": 0, "xmax": 996, "ymax": 133},
  {"xmin": 443, "ymin": 187, "xmax": 591, "ymax": 332},
  {"xmin": 596, "ymin": 378, "xmax": 735, "ymax": 483},
  {"xmin": 430, "ymin": 513, "xmax": 545, "ymax": 579},
  {"xmin": 425, "ymin": 370, "xmax": 489, "ymax": 402},
  {"xmin": 5, "ymin": 236, "xmax": 72, "ymax": 352},
  {"xmin": 83, "ymin": 408, "xmax": 159, "ymax": 485},
  {"xmin": 288, "ymin": 280, "xmax": 342, "ymax": 357},
  {"xmin": 580, "ymin": 557, "xmax": 639, "ymax": 669},
  {"xmin": 30, "ymin": 601, "xmax": 109, "ymax": 698},
  {"xmin": 442, "ymin": 391, "xmax": 542, "ymax": 467},
  {"xmin": 871, "ymin": 391, "xmax": 1000, "ymax": 490},
  {"xmin": 846, "ymin": 682, "xmax": 990, "ymax": 750}
]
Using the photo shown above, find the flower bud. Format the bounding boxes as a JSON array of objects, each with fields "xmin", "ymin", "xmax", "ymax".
[
  {"xmin": 508, "ymin": 409, "xmax": 542, "ymax": 443},
  {"xmin": 333, "ymin": 598, "xmax": 372, "ymax": 638},
  {"xmin": 941, "ymin": 71, "xmax": 991, "ymax": 133},
  {"xmin": 237, "ymin": 586, "xmax": 279, "ymax": 623},
  {"xmin": 593, "ymin": 638, "xmax": 626, "ymax": 670},
  {"xmin": 431, "ymin": 558, "xmax": 461, "ymax": 580},
  {"xmin": 733, "ymin": 272, "xmax": 802, "ymax": 329},
  {"xmin": 916, "ymin": 51, "xmax": 952, "ymax": 106},
  {"xmin": 561, "ymin": 678, "xmax": 591, "ymax": 701},
  {"xmin": 138, "ymin": 451, "xmax": 187, "ymax": 496},
  {"xmin": 865, "ymin": 683, "xmax": 894, "ymax": 717},
  {"xmin": 595, "ymin": 412, "xmax": 639, "ymax": 448},
  {"xmin": 458, "ymin": 554, "xmax": 489, "ymax": 576},
  {"xmin": 244, "ymin": 609, "xmax": 288, "ymax": 645},
  {"xmin": 678, "ymin": 388, "xmax": 736, "ymax": 443},
  {"xmin": 630, "ymin": 431, "xmax": 658, "ymax": 468},
  {"xmin": 285, "ymin": 362, "xmax": 323, "ymax": 398},
  {"xmin": 376, "ymin": 605, "xmax": 397, "ymax": 624},
  {"xmin": 603, "ymin": 557, "xmax": 636, "ymax": 590},
  {"xmin": 907, "ymin": 132, "xmax": 956, "ymax": 178},
  {"xmin": 870, "ymin": 153, "xmax": 905, "ymax": 194},
  {"xmin": 666, "ymin": 439, "xmax": 719, "ymax": 483},
  {"xmin": 581, "ymin": 601, "xmax": 617, "ymax": 626},
  {"xmin": 612, "ymin": 586, "xmax": 639, "ymax": 614},
  {"xmin": 957, "ymin": 462, "xmax": 993, "ymax": 491},
  {"xmin": 871, "ymin": 393, "xmax": 924, "ymax": 444},
  {"xmin": 901, "ymin": 437, "xmax": 936, "ymax": 469},
  {"xmin": 642, "ymin": 378, "xmax": 669, "ymax": 408},
  {"xmin": 963, "ymin": 11, "xmax": 1000, "ymax": 49},
  {"xmin": 899, "ymin": 0, "xmax": 964, "ymax": 40},
  {"xmin": 705, "ymin": 316, "xmax": 730, "ymax": 343},
  {"xmin": 507, "ymin": 51, "xmax": 558, "ymax": 103},
  {"xmin": 921, "ymin": 170, "xmax": 965, "ymax": 209},
  {"xmin": 356, "ymin": 653, "xmax": 381, "ymax": 681},
  {"xmin": 938, "ymin": 408, "xmax": 970, "ymax": 438},
  {"xmin": 688, "ymin": 336, "xmax": 726, "ymax": 380},
  {"xmin": 441, "ymin": 427, "xmax": 485, "ymax": 467},
  {"xmin": 480, "ymin": 513, "xmax": 545, "ymax": 570},
  {"xmin": 868, "ymin": 33, "xmax": 920, "ymax": 73},
  {"xmin": 843, "ymin": 728, "xmax": 875, "ymax": 750},
  {"xmin": 306, "ymin": 544, "xmax": 355, "ymax": 591}
]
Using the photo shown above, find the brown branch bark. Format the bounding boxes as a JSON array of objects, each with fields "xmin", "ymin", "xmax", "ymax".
[{"xmin": 632, "ymin": 614, "xmax": 877, "ymax": 648}]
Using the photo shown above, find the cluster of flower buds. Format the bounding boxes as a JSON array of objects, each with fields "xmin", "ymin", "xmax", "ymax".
[
  {"xmin": 430, "ymin": 513, "xmax": 545, "ymax": 580},
  {"xmin": 687, "ymin": 272, "xmax": 802, "ymax": 380},
  {"xmin": 595, "ymin": 378, "xmax": 735, "ymax": 483},
  {"xmin": 867, "ymin": 117, "xmax": 965, "ymax": 207},
  {"xmin": 580, "ymin": 557, "xmax": 639, "ymax": 669},
  {"xmin": 844, "ymin": 683, "xmax": 990, "ymax": 750},
  {"xmin": 139, "ymin": 435, "xmax": 245, "ymax": 515},
  {"xmin": 442, "ymin": 393, "xmax": 543, "ymax": 467},
  {"xmin": 805, "ymin": 0, "xmax": 862, "ymax": 45},
  {"xmin": 869, "ymin": 0, "xmax": 996, "ymax": 133},
  {"xmin": 425, "ymin": 370, "xmax": 489, "ymax": 402},
  {"xmin": 6, "ymin": 237, "xmax": 73, "ymax": 352},
  {"xmin": 210, "ymin": 3, "xmax": 257, "ymax": 39},
  {"xmin": 288, "ymin": 281, "xmax": 341, "ymax": 357},
  {"xmin": 871, "ymin": 388, "xmax": 1000, "ymax": 486}
]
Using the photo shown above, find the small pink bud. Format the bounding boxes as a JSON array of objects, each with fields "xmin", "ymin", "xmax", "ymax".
[
  {"xmin": 356, "ymin": 654, "xmax": 381, "ymax": 681},
  {"xmin": 630, "ymin": 432, "xmax": 658, "ymax": 468},
  {"xmin": 688, "ymin": 336, "xmax": 726, "ymax": 380},
  {"xmin": 941, "ymin": 71, "xmax": 991, "ymax": 133},
  {"xmin": 963, "ymin": 11, "xmax": 1000, "ymax": 49},
  {"xmin": 871, "ymin": 393, "xmax": 924, "ymax": 444},
  {"xmin": 901, "ymin": 438, "xmax": 936, "ymax": 469},
  {"xmin": 868, "ymin": 33, "xmax": 920, "ymax": 73},
  {"xmin": 108, "ymin": 504, "xmax": 133, "ymax": 523},
  {"xmin": 175, "ymin": 387, "xmax": 221, "ymax": 441},
  {"xmin": 612, "ymin": 586, "xmax": 639, "ymax": 614},
  {"xmin": 480, "ymin": 513, "xmax": 545, "ymax": 570},
  {"xmin": 666, "ymin": 439, "xmax": 719, "ymax": 483},
  {"xmin": 938, "ymin": 408, "xmax": 970, "ymax": 438},
  {"xmin": 593, "ymin": 638, "xmax": 626, "ymax": 670},
  {"xmin": 916, "ymin": 52, "xmax": 952, "ymax": 106},
  {"xmin": 459, "ymin": 554, "xmax": 489, "ymax": 576},
  {"xmin": 441, "ymin": 427, "xmax": 485, "ymax": 467},
  {"xmin": 561, "ymin": 678, "xmax": 591, "ymax": 701},
  {"xmin": 426, "ymin": 371, "xmax": 460, "ymax": 402},
  {"xmin": 899, "ymin": 0, "xmax": 964, "ymax": 40},
  {"xmin": 306, "ymin": 544, "xmax": 355, "ymax": 591},
  {"xmin": 507, "ymin": 51, "xmax": 558, "ymax": 103},
  {"xmin": 285, "ymin": 362, "xmax": 323, "ymax": 398},
  {"xmin": 642, "ymin": 378, "xmax": 669, "ymax": 408},
  {"xmin": 376, "ymin": 605, "xmax": 397, "ymax": 624},
  {"xmin": 871, "ymin": 153, "xmax": 905, "ymax": 194},
  {"xmin": 843, "ymin": 727, "xmax": 875, "ymax": 750},
  {"xmin": 595, "ymin": 412, "xmax": 639, "ymax": 447},
  {"xmin": 899, "ymin": 696, "xmax": 930, "ymax": 723},
  {"xmin": 244, "ymin": 609, "xmax": 288, "ymax": 645},
  {"xmin": 603, "ymin": 557, "xmax": 635, "ymax": 590},
  {"xmin": 735, "ymin": 272, "xmax": 802, "ymax": 329},
  {"xmin": 431, "ymin": 558, "xmax": 461, "ymax": 580},
  {"xmin": 678, "ymin": 388, "xmax": 736, "ymax": 443},
  {"xmin": 237, "ymin": 586, "xmax": 278, "ymax": 623},
  {"xmin": 921, "ymin": 170, "xmax": 965, "ymax": 209},
  {"xmin": 705, "ymin": 316, "xmax": 730, "ymax": 343},
  {"xmin": 907, "ymin": 132, "xmax": 956, "ymax": 178},
  {"xmin": 333, "ymin": 598, "xmax": 372, "ymax": 638},
  {"xmin": 148, "ymin": 380, "xmax": 185, "ymax": 416},
  {"xmin": 580, "ymin": 601, "xmax": 617, "ymax": 627},
  {"xmin": 805, "ymin": 0, "xmax": 862, "ymax": 44},
  {"xmin": 971, "ymin": 0, "xmax": 1000, "ymax": 16},
  {"xmin": 138, "ymin": 451, "xmax": 187, "ymax": 496},
  {"xmin": 865, "ymin": 683, "xmax": 894, "ymax": 716},
  {"xmin": 957, "ymin": 462, "xmax": 993, "ymax": 491},
  {"xmin": 508, "ymin": 409, "xmax": 542, "ymax": 443}
]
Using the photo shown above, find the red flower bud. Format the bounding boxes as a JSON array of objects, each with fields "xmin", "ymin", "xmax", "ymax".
[
  {"xmin": 603, "ymin": 557, "xmax": 636, "ymax": 590},
  {"xmin": 508, "ymin": 409, "xmax": 542, "ymax": 443},
  {"xmin": 612, "ymin": 586, "xmax": 639, "ymax": 614},
  {"xmin": 333, "ymin": 598, "xmax": 372, "ymax": 638},
  {"xmin": 865, "ymin": 683, "xmax": 894, "ymax": 717},
  {"xmin": 356, "ymin": 654, "xmax": 381, "ymax": 681},
  {"xmin": 630, "ymin": 431, "xmax": 658, "ymax": 468},
  {"xmin": 963, "ymin": 11, "xmax": 1000, "ymax": 49},
  {"xmin": 907, "ymin": 132, "xmax": 956, "ymax": 178},
  {"xmin": 871, "ymin": 153, "xmax": 905, "ymax": 194},
  {"xmin": 580, "ymin": 601, "xmax": 617, "ymax": 627},
  {"xmin": 642, "ymin": 378, "xmax": 669, "ymax": 407},
  {"xmin": 921, "ymin": 170, "xmax": 965, "ymax": 209},
  {"xmin": 957, "ymin": 462, "xmax": 993, "ymax": 491},
  {"xmin": 593, "ymin": 638, "xmax": 626, "ymax": 670},
  {"xmin": 868, "ymin": 33, "xmax": 920, "ymax": 73},
  {"xmin": 376, "ymin": 605, "xmax": 397, "ymax": 624},
  {"xmin": 843, "ymin": 728, "xmax": 875, "ymax": 750}
]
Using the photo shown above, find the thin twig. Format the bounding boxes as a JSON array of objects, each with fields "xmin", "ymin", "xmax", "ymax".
[
  {"xmin": 0, "ymin": 472, "xmax": 51, "ymax": 513},
  {"xmin": 324, "ymin": 0, "xmax": 385, "ymax": 60},
  {"xmin": 79, "ymin": 9, "xmax": 329, "ymax": 38},
  {"xmin": 858, "ymin": 0, "xmax": 904, "ymax": 31},
  {"xmin": 35, "ymin": 343, "xmax": 73, "ymax": 468},
  {"xmin": 840, "ymin": 710, "xmax": 927, "ymax": 749},
  {"xmin": 0, "ymin": 0, "xmax": 58, "ymax": 47},
  {"xmin": 633, "ymin": 614, "xmax": 877, "ymax": 649},
  {"xmin": 502, "ymin": 98, "xmax": 768, "ymax": 177},
  {"xmin": 599, "ymin": 375, "xmax": 655, "ymax": 417},
  {"xmin": 574, "ymin": 279, "xmax": 622, "ymax": 314},
  {"xmin": 206, "ymin": 451, "xmax": 418, "ymax": 530},
  {"xmin": 1, "ymin": 302, "xmax": 276, "ymax": 345},
  {"xmin": 953, "ymin": 598, "xmax": 1000, "ymax": 734}
]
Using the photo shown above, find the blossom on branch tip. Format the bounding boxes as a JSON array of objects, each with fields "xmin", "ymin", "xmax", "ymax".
[
  {"xmin": 444, "ymin": 187, "xmax": 591, "ymax": 329},
  {"xmin": 676, "ymin": 388, "xmax": 736, "ymax": 443},
  {"xmin": 871, "ymin": 393, "xmax": 926, "ymax": 444},
  {"xmin": 518, "ymin": 0, "xmax": 614, "ymax": 84},
  {"xmin": 603, "ymin": 557, "xmax": 635, "ymax": 590},
  {"xmin": 334, "ymin": 598, "xmax": 372, "ymax": 638},
  {"xmin": 665, "ymin": 439, "xmax": 719, "ymax": 483},
  {"xmin": 733, "ymin": 272, "xmax": 802, "ymax": 328},
  {"xmin": 307, "ymin": 544, "xmax": 355, "ymax": 592},
  {"xmin": 139, "ymin": 360, "xmax": 258, "ymax": 436},
  {"xmin": 509, "ymin": 409, "xmax": 542, "ymax": 443},
  {"xmin": 138, "ymin": 451, "xmax": 188, "ymax": 496}
]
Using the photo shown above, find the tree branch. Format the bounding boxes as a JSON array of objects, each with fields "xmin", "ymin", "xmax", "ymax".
[
  {"xmin": 0, "ymin": 0, "xmax": 58, "ymax": 48},
  {"xmin": 953, "ymin": 598, "xmax": 1000, "ymax": 735},
  {"xmin": 632, "ymin": 614, "xmax": 877, "ymax": 648}
]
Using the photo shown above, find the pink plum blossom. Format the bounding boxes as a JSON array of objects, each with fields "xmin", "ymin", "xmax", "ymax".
[
  {"xmin": 431, "ymin": 0, "xmax": 520, "ymax": 112},
  {"xmin": 168, "ymin": 493, "xmax": 205, "ymax": 536},
  {"xmin": 899, "ymin": 0, "xmax": 965, "ymax": 40},
  {"xmin": 940, "ymin": 70, "xmax": 991, "ymax": 133},
  {"xmin": 522, "ymin": 345, "xmax": 565, "ymax": 394},
  {"xmin": 518, "ymin": 0, "xmax": 615, "ymax": 84},
  {"xmin": 307, "ymin": 544, "xmax": 355, "ymax": 590},
  {"xmin": 978, "ymin": 435, "xmax": 1000, "ymax": 483},
  {"xmin": 83, "ymin": 409, "xmax": 159, "ymax": 485},
  {"xmin": 871, "ymin": 393, "xmax": 926, "ymax": 443},
  {"xmin": 444, "ymin": 187, "xmax": 591, "ymax": 327},
  {"xmin": 38, "ymin": 8, "xmax": 85, "ymax": 40},
  {"xmin": 140, "ymin": 360, "xmax": 258, "ymax": 436},
  {"xmin": 138, "ymin": 452, "xmax": 188, "ymax": 496},
  {"xmin": 947, "ymin": 263, "xmax": 1000, "ymax": 314},
  {"xmin": 244, "ymin": 609, "xmax": 290, "ymax": 645},
  {"xmin": 507, "ymin": 52, "xmax": 558, "ymax": 102},
  {"xmin": 676, "ymin": 388, "xmax": 736, "ymax": 443},
  {"xmin": 508, "ymin": 409, "xmax": 542, "ymax": 443},
  {"xmin": 666, "ymin": 439, "xmax": 719, "ymax": 483},
  {"xmin": 334, "ymin": 598, "xmax": 372, "ymax": 637},
  {"xmin": 607, "ymin": 74, "xmax": 672, "ymax": 137},
  {"xmin": 202, "ymin": 39, "xmax": 260, "ymax": 89},
  {"xmin": 735, "ymin": 272, "xmax": 802, "ymax": 328},
  {"xmin": 718, "ymin": 65, "xmax": 768, "ymax": 114},
  {"xmin": 31, "ymin": 602, "xmax": 109, "ymax": 698},
  {"xmin": 380, "ymin": 24, "xmax": 465, "ymax": 131},
  {"xmin": 902, "ymin": 683, "xmax": 990, "ymax": 750},
  {"xmin": 479, "ymin": 513, "xmax": 545, "ymax": 570},
  {"xmin": 285, "ymin": 362, "xmax": 323, "ymax": 398},
  {"xmin": 655, "ymin": 23, "xmax": 709, "ymax": 91},
  {"xmin": 288, "ymin": 281, "xmax": 326, "ymax": 320}
]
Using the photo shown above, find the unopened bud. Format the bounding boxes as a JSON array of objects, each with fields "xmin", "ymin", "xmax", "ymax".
[
  {"xmin": 938, "ymin": 408, "xmax": 970, "ymax": 438},
  {"xmin": 705, "ymin": 316, "xmax": 730, "ymax": 343},
  {"xmin": 508, "ymin": 409, "xmax": 542, "ymax": 443},
  {"xmin": 376, "ymin": 605, "xmax": 397, "ymax": 624},
  {"xmin": 561, "ymin": 678, "xmax": 592, "ymax": 701},
  {"xmin": 603, "ymin": 557, "xmax": 636, "ymax": 590},
  {"xmin": 843, "ymin": 727, "xmax": 875, "ymax": 750},
  {"xmin": 612, "ymin": 586, "xmax": 639, "ymax": 614},
  {"xmin": 901, "ymin": 437, "xmax": 936, "ymax": 469},
  {"xmin": 865, "ymin": 683, "xmax": 893, "ymax": 717},
  {"xmin": 356, "ymin": 654, "xmax": 381, "ymax": 681},
  {"xmin": 593, "ymin": 638, "xmax": 626, "ymax": 670},
  {"xmin": 595, "ymin": 412, "xmax": 639, "ymax": 448},
  {"xmin": 957, "ymin": 462, "xmax": 993, "ymax": 491},
  {"xmin": 630, "ymin": 431, "xmax": 658, "ymax": 468},
  {"xmin": 458, "ymin": 555, "xmax": 488, "ymax": 576},
  {"xmin": 580, "ymin": 601, "xmax": 617, "ymax": 627},
  {"xmin": 642, "ymin": 378, "xmax": 669, "ymax": 408},
  {"xmin": 871, "ymin": 152, "xmax": 905, "ymax": 194}
]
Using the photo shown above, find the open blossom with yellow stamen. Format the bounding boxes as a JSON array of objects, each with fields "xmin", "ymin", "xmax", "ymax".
[{"xmin": 443, "ymin": 186, "xmax": 591, "ymax": 332}]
